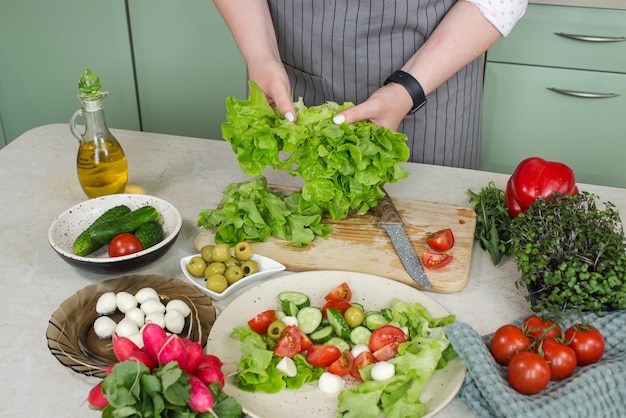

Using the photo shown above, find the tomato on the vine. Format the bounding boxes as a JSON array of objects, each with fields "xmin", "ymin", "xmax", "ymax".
[
  {"xmin": 507, "ymin": 351, "xmax": 551, "ymax": 395},
  {"xmin": 421, "ymin": 252, "xmax": 453, "ymax": 270},
  {"xmin": 324, "ymin": 282, "xmax": 352, "ymax": 301},
  {"xmin": 521, "ymin": 315, "xmax": 561, "ymax": 341},
  {"xmin": 108, "ymin": 233, "xmax": 143, "ymax": 257},
  {"xmin": 565, "ymin": 324, "xmax": 605, "ymax": 366},
  {"xmin": 426, "ymin": 228, "xmax": 455, "ymax": 252},
  {"xmin": 539, "ymin": 338, "xmax": 577, "ymax": 380},
  {"xmin": 489, "ymin": 324, "xmax": 531, "ymax": 366},
  {"xmin": 247, "ymin": 310, "xmax": 276, "ymax": 334}
]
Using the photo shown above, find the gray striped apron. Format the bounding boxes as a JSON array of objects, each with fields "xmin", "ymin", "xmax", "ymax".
[{"xmin": 267, "ymin": 0, "xmax": 483, "ymax": 169}]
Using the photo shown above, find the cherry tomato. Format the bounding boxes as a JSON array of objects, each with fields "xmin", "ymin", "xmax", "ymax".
[
  {"xmin": 489, "ymin": 324, "xmax": 531, "ymax": 366},
  {"xmin": 369, "ymin": 325, "xmax": 406, "ymax": 352},
  {"xmin": 306, "ymin": 344, "xmax": 341, "ymax": 368},
  {"xmin": 322, "ymin": 299, "xmax": 352, "ymax": 318},
  {"xmin": 247, "ymin": 310, "xmax": 276, "ymax": 335},
  {"xmin": 297, "ymin": 327, "xmax": 313, "ymax": 352},
  {"xmin": 372, "ymin": 342, "xmax": 400, "ymax": 361},
  {"xmin": 421, "ymin": 252, "xmax": 453, "ymax": 270},
  {"xmin": 350, "ymin": 351, "xmax": 376, "ymax": 380},
  {"xmin": 507, "ymin": 351, "xmax": 551, "ymax": 395},
  {"xmin": 108, "ymin": 233, "xmax": 143, "ymax": 257},
  {"xmin": 521, "ymin": 315, "xmax": 561, "ymax": 341},
  {"xmin": 564, "ymin": 324, "xmax": 605, "ymax": 366},
  {"xmin": 328, "ymin": 350, "xmax": 355, "ymax": 376},
  {"xmin": 540, "ymin": 338, "xmax": 577, "ymax": 381},
  {"xmin": 273, "ymin": 325, "xmax": 302, "ymax": 358},
  {"xmin": 325, "ymin": 282, "xmax": 352, "ymax": 301},
  {"xmin": 426, "ymin": 228, "xmax": 455, "ymax": 252}
]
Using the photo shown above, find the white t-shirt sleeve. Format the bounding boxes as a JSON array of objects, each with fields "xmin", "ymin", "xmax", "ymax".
[{"xmin": 464, "ymin": 0, "xmax": 528, "ymax": 37}]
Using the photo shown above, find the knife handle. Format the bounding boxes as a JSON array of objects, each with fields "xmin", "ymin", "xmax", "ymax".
[{"xmin": 376, "ymin": 192, "xmax": 404, "ymax": 225}]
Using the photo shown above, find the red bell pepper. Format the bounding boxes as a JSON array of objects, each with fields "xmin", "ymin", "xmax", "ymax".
[{"xmin": 505, "ymin": 157, "xmax": 578, "ymax": 217}]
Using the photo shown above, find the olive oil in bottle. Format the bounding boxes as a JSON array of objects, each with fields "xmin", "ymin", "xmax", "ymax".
[{"xmin": 70, "ymin": 68, "xmax": 128, "ymax": 198}]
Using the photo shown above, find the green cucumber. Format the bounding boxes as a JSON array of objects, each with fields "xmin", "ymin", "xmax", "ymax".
[
  {"xmin": 327, "ymin": 308, "xmax": 351, "ymax": 340},
  {"xmin": 309, "ymin": 325, "xmax": 334, "ymax": 344},
  {"xmin": 72, "ymin": 205, "xmax": 131, "ymax": 256},
  {"xmin": 296, "ymin": 307, "xmax": 323, "ymax": 334},
  {"xmin": 350, "ymin": 326, "xmax": 372, "ymax": 346},
  {"xmin": 134, "ymin": 220, "xmax": 164, "ymax": 249},
  {"xmin": 278, "ymin": 291, "xmax": 310, "ymax": 309},
  {"xmin": 327, "ymin": 337, "xmax": 351, "ymax": 353},
  {"xmin": 89, "ymin": 205, "xmax": 160, "ymax": 244},
  {"xmin": 364, "ymin": 312, "xmax": 388, "ymax": 331}
]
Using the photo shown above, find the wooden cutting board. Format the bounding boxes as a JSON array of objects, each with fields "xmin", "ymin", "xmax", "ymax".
[{"xmin": 195, "ymin": 193, "xmax": 476, "ymax": 293}]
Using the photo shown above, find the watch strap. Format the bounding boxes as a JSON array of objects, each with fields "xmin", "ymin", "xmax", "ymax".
[{"xmin": 384, "ymin": 70, "xmax": 427, "ymax": 114}]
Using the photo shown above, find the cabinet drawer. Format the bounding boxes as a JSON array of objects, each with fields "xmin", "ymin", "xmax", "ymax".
[
  {"xmin": 482, "ymin": 62, "xmax": 626, "ymax": 188},
  {"xmin": 487, "ymin": 5, "xmax": 626, "ymax": 73}
]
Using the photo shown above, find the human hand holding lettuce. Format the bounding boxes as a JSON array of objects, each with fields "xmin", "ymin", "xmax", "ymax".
[{"xmin": 198, "ymin": 82, "xmax": 410, "ymax": 246}]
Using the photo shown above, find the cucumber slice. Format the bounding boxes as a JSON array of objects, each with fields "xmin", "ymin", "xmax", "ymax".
[
  {"xmin": 281, "ymin": 301, "xmax": 299, "ymax": 317},
  {"xmin": 350, "ymin": 326, "xmax": 372, "ymax": 346},
  {"xmin": 296, "ymin": 307, "xmax": 323, "ymax": 334},
  {"xmin": 364, "ymin": 312, "xmax": 388, "ymax": 331},
  {"xmin": 327, "ymin": 308, "xmax": 351, "ymax": 340},
  {"xmin": 380, "ymin": 308, "xmax": 393, "ymax": 322},
  {"xmin": 278, "ymin": 291, "xmax": 310, "ymax": 309},
  {"xmin": 327, "ymin": 337, "xmax": 351, "ymax": 353},
  {"xmin": 309, "ymin": 326, "xmax": 334, "ymax": 344}
]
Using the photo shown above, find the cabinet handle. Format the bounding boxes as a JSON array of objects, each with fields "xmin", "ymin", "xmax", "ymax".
[
  {"xmin": 547, "ymin": 87, "xmax": 620, "ymax": 99},
  {"xmin": 554, "ymin": 32, "xmax": 626, "ymax": 43}
]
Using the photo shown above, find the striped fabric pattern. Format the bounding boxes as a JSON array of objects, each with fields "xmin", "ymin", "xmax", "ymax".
[{"xmin": 268, "ymin": 0, "xmax": 483, "ymax": 169}]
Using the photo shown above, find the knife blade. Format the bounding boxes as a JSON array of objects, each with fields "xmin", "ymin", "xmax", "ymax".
[{"xmin": 376, "ymin": 190, "xmax": 433, "ymax": 291}]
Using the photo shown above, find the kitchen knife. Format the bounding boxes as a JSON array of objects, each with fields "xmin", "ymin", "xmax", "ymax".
[{"xmin": 376, "ymin": 191, "xmax": 433, "ymax": 291}]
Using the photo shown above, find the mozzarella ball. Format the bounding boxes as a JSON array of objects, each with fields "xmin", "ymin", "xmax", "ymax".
[
  {"xmin": 116, "ymin": 292, "xmax": 138, "ymax": 314},
  {"xmin": 318, "ymin": 372, "xmax": 345, "ymax": 394},
  {"xmin": 351, "ymin": 344, "xmax": 371, "ymax": 358},
  {"xmin": 166, "ymin": 299, "xmax": 191, "ymax": 317},
  {"xmin": 93, "ymin": 316, "xmax": 117, "ymax": 338},
  {"xmin": 135, "ymin": 287, "xmax": 159, "ymax": 304},
  {"xmin": 140, "ymin": 298, "xmax": 166, "ymax": 315},
  {"xmin": 95, "ymin": 292, "xmax": 117, "ymax": 315},
  {"xmin": 125, "ymin": 307, "xmax": 145, "ymax": 328},
  {"xmin": 276, "ymin": 357, "xmax": 297, "ymax": 377},
  {"xmin": 116, "ymin": 318, "xmax": 140, "ymax": 338},
  {"xmin": 371, "ymin": 361, "xmax": 395, "ymax": 381},
  {"xmin": 126, "ymin": 332, "xmax": 144, "ymax": 349},
  {"xmin": 281, "ymin": 316, "xmax": 298, "ymax": 327},
  {"xmin": 165, "ymin": 310, "xmax": 185, "ymax": 334},
  {"xmin": 145, "ymin": 312, "xmax": 166, "ymax": 328}
]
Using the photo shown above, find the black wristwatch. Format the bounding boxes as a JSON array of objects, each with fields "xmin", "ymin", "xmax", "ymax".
[{"xmin": 384, "ymin": 70, "xmax": 427, "ymax": 114}]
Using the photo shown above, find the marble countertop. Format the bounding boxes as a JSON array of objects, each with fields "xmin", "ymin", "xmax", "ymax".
[
  {"xmin": 3, "ymin": 124, "xmax": 626, "ymax": 417},
  {"xmin": 529, "ymin": 0, "xmax": 626, "ymax": 10}
]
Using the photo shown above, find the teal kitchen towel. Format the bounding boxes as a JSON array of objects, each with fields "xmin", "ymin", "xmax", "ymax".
[{"xmin": 445, "ymin": 310, "xmax": 626, "ymax": 418}]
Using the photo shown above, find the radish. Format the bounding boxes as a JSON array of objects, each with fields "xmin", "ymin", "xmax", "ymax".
[
  {"xmin": 194, "ymin": 365, "xmax": 225, "ymax": 388},
  {"xmin": 142, "ymin": 323, "xmax": 168, "ymax": 363},
  {"xmin": 197, "ymin": 354, "xmax": 223, "ymax": 371},
  {"xmin": 87, "ymin": 381, "xmax": 108, "ymax": 409},
  {"xmin": 127, "ymin": 350, "xmax": 157, "ymax": 370},
  {"xmin": 181, "ymin": 338, "xmax": 203, "ymax": 374},
  {"xmin": 158, "ymin": 334, "xmax": 188, "ymax": 370},
  {"xmin": 112, "ymin": 335, "xmax": 141, "ymax": 362},
  {"xmin": 188, "ymin": 375, "xmax": 215, "ymax": 413}
]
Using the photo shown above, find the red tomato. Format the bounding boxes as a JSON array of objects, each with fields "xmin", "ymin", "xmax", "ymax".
[
  {"xmin": 372, "ymin": 342, "xmax": 400, "ymax": 362},
  {"xmin": 306, "ymin": 345, "xmax": 341, "ymax": 368},
  {"xmin": 328, "ymin": 350, "xmax": 355, "ymax": 376},
  {"xmin": 521, "ymin": 315, "xmax": 561, "ymax": 341},
  {"xmin": 489, "ymin": 324, "xmax": 531, "ymax": 366},
  {"xmin": 273, "ymin": 325, "xmax": 302, "ymax": 358},
  {"xmin": 350, "ymin": 351, "xmax": 376, "ymax": 380},
  {"xmin": 507, "ymin": 351, "xmax": 551, "ymax": 395},
  {"xmin": 421, "ymin": 252, "xmax": 453, "ymax": 270},
  {"xmin": 369, "ymin": 325, "xmax": 406, "ymax": 352},
  {"xmin": 325, "ymin": 282, "xmax": 352, "ymax": 301},
  {"xmin": 540, "ymin": 338, "xmax": 577, "ymax": 381},
  {"xmin": 426, "ymin": 228, "xmax": 455, "ymax": 252},
  {"xmin": 247, "ymin": 310, "xmax": 276, "ymax": 335},
  {"xmin": 108, "ymin": 233, "xmax": 144, "ymax": 257},
  {"xmin": 564, "ymin": 324, "xmax": 605, "ymax": 366},
  {"xmin": 297, "ymin": 327, "xmax": 312, "ymax": 352},
  {"xmin": 322, "ymin": 299, "xmax": 352, "ymax": 318}
]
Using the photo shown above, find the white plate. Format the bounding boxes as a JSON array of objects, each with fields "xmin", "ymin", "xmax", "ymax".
[
  {"xmin": 180, "ymin": 254, "xmax": 286, "ymax": 300},
  {"xmin": 207, "ymin": 270, "xmax": 466, "ymax": 418}
]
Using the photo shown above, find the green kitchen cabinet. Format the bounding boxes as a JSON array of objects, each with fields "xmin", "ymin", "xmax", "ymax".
[
  {"xmin": 482, "ymin": 4, "xmax": 626, "ymax": 188},
  {"xmin": 0, "ymin": 115, "xmax": 6, "ymax": 148},
  {"xmin": 0, "ymin": 0, "xmax": 140, "ymax": 146},
  {"xmin": 127, "ymin": 0, "xmax": 246, "ymax": 140}
]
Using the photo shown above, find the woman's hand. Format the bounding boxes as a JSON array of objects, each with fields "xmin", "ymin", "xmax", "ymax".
[{"xmin": 248, "ymin": 60, "xmax": 297, "ymax": 122}]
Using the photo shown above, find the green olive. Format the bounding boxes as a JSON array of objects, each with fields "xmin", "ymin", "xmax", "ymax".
[
  {"xmin": 200, "ymin": 245, "xmax": 215, "ymax": 263},
  {"xmin": 187, "ymin": 256, "xmax": 207, "ymax": 278},
  {"xmin": 266, "ymin": 320, "xmax": 287, "ymax": 340},
  {"xmin": 224, "ymin": 256, "xmax": 240, "ymax": 268},
  {"xmin": 206, "ymin": 273, "xmax": 228, "ymax": 293},
  {"xmin": 241, "ymin": 260, "xmax": 259, "ymax": 276},
  {"xmin": 225, "ymin": 265, "xmax": 244, "ymax": 285},
  {"xmin": 204, "ymin": 261, "xmax": 226, "ymax": 279},
  {"xmin": 211, "ymin": 243, "xmax": 231, "ymax": 262},
  {"xmin": 234, "ymin": 241, "xmax": 253, "ymax": 261},
  {"xmin": 344, "ymin": 306, "xmax": 365, "ymax": 328}
]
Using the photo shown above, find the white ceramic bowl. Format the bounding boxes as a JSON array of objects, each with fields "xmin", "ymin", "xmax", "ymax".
[
  {"xmin": 48, "ymin": 194, "xmax": 182, "ymax": 273},
  {"xmin": 180, "ymin": 253, "xmax": 286, "ymax": 300}
]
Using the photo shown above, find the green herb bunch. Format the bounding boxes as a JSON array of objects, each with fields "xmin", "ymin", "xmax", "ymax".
[{"xmin": 510, "ymin": 192, "xmax": 626, "ymax": 312}]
